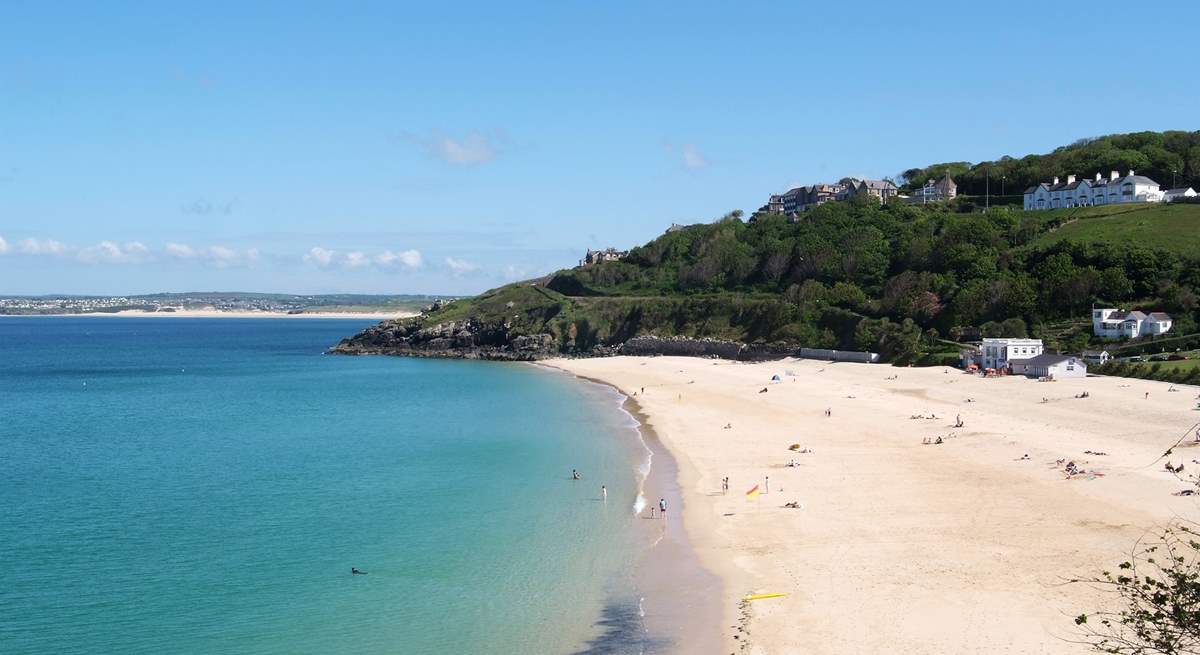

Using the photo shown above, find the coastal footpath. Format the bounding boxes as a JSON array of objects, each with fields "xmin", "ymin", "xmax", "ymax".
[{"xmin": 545, "ymin": 356, "xmax": 1200, "ymax": 654}]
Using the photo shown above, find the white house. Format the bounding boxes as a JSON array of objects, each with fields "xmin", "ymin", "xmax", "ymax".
[
  {"xmin": 1011, "ymin": 353, "xmax": 1087, "ymax": 379},
  {"xmin": 1024, "ymin": 170, "xmax": 1164, "ymax": 210},
  {"xmin": 1092, "ymin": 308, "xmax": 1172, "ymax": 339},
  {"xmin": 1164, "ymin": 187, "xmax": 1197, "ymax": 202},
  {"xmin": 1082, "ymin": 350, "xmax": 1113, "ymax": 365},
  {"xmin": 979, "ymin": 338, "xmax": 1044, "ymax": 370}
]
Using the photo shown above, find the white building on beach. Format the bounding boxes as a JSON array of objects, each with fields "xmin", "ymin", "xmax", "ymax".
[
  {"xmin": 1023, "ymin": 170, "xmax": 1164, "ymax": 210},
  {"xmin": 1092, "ymin": 308, "xmax": 1172, "ymax": 339},
  {"xmin": 1011, "ymin": 353, "xmax": 1087, "ymax": 379},
  {"xmin": 979, "ymin": 338, "xmax": 1044, "ymax": 370}
]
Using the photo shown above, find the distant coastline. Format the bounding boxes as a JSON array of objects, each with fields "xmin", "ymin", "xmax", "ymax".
[{"xmin": 1, "ymin": 309, "xmax": 415, "ymax": 320}]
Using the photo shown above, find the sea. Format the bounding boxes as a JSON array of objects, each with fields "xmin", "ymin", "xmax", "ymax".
[{"xmin": 0, "ymin": 317, "xmax": 669, "ymax": 654}]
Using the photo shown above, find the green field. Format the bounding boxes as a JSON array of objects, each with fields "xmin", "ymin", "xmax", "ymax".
[{"xmin": 1030, "ymin": 203, "xmax": 1200, "ymax": 255}]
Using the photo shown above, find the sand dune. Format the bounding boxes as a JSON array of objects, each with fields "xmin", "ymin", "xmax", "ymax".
[{"xmin": 545, "ymin": 356, "xmax": 1200, "ymax": 654}]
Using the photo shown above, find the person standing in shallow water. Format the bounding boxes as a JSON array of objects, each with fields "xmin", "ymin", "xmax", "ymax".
[
  {"xmin": 572, "ymin": 469, "xmax": 580, "ymax": 480},
  {"xmin": 601, "ymin": 485, "xmax": 607, "ymax": 501},
  {"xmin": 658, "ymin": 497, "xmax": 667, "ymax": 519}
]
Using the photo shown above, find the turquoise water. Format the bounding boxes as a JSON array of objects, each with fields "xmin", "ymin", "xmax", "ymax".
[{"xmin": 0, "ymin": 318, "xmax": 653, "ymax": 654}]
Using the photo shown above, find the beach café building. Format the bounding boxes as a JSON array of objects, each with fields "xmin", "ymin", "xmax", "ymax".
[
  {"xmin": 1010, "ymin": 353, "xmax": 1088, "ymax": 379},
  {"xmin": 977, "ymin": 338, "xmax": 1044, "ymax": 371}
]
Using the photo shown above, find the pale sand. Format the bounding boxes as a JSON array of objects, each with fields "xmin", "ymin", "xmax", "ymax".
[
  {"xmin": 16, "ymin": 309, "xmax": 416, "ymax": 319},
  {"xmin": 544, "ymin": 356, "xmax": 1200, "ymax": 654}
]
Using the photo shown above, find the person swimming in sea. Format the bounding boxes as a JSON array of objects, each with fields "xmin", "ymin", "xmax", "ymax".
[
  {"xmin": 351, "ymin": 567, "xmax": 366, "ymax": 575},
  {"xmin": 572, "ymin": 469, "xmax": 580, "ymax": 480}
]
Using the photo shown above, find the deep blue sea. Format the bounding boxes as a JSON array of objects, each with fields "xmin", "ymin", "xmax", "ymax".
[{"xmin": 0, "ymin": 318, "xmax": 654, "ymax": 654}]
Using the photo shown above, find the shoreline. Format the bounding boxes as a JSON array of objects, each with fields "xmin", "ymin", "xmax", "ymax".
[
  {"xmin": 548, "ymin": 355, "xmax": 1200, "ymax": 653},
  {"xmin": 0, "ymin": 310, "xmax": 415, "ymax": 320},
  {"xmin": 538, "ymin": 364, "xmax": 724, "ymax": 654}
]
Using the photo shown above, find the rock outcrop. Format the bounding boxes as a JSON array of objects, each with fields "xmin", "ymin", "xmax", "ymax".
[
  {"xmin": 330, "ymin": 319, "xmax": 558, "ymax": 361},
  {"xmin": 615, "ymin": 335, "xmax": 796, "ymax": 361}
]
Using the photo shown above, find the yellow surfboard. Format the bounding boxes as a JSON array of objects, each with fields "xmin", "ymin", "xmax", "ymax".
[{"xmin": 742, "ymin": 592, "xmax": 786, "ymax": 601}]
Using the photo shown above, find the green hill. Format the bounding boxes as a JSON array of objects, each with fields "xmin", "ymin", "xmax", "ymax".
[
  {"xmin": 1029, "ymin": 202, "xmax": 1200, "ymax": 254},
  {"xmin": 900, "ymin": 130, "xmax": 1200, "ymax": 196},
  {"xmin": 336, "ymin": 198, "xmax": 1200, "ymax": 363}
]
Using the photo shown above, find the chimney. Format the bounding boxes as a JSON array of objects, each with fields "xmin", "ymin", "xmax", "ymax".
[
  {"xmin": 1110, "ymin": 170, "xmax": 1119, "ymax": 181},
  {"xmin": 1067, "ymin": 174, "xmax": 1076, "ymax": 184},
  {"xmin": 1128, "ymin": 169, "xmax": 1135, "ymax": 176},
  {"xmin": 1052, "ymin": 176, "xmax": 1060, "ymax": 185},
  {"xmin": 1095, "ymin": 172, "xmax": 1102, "ymax": 181}
]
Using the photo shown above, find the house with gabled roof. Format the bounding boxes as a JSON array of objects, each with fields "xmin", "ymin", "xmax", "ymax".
[
  {"xmin": 1092, "ymin": 308, "xmax": 1172, "ymax": 339},
  {"xmin": 1164, "ymin": 187, "xmax": 1197, "ymax": 202},
  {"xmin": 1024, "ymin": 170, "xmax": 1164, "ymax": 210}
]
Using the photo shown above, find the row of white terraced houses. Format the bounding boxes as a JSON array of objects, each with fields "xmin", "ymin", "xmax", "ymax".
[{"xmin": 1023, "ymin": 169, "xmax": 1197, "ymax": 210}]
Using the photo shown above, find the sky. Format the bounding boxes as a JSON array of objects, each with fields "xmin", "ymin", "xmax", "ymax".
[{"xmin": 2, "ymin": 1, "xmax": 1199, "ymax": 296}]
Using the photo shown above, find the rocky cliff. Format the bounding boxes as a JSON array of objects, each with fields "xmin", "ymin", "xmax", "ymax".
[{"xmin": 329, "ymin": 318, "xmax": 559, "ymax": 361}]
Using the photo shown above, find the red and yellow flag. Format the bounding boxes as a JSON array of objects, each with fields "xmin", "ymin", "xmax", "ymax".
[{"xmin": 745, "ymin": 484, "xmax": 760, "ymax": 500}]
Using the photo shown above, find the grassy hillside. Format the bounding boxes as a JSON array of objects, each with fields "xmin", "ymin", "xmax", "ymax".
[
  {"xmin": 406, "ymin": 199, "xmax": 1200, "ymax": 362},
  {"xmin": 1029, "ymin": 202, "xmax": 1200, "ymax": 255}
]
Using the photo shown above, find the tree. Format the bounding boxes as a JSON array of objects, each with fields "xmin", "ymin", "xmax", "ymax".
[{"xmin": 1074, "ymin": 522, "xmax": 1200, "ymax": 654}]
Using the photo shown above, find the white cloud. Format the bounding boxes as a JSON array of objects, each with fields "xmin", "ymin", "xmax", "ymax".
[
  {"xmin": 681, "ymin": 144, "xmax": 708, "ymax": 170},
  {"xmin": 375, "ymin": 249, "xmax": 422, "ymax": 270},
  {"xmin": 205, "ymin": 245, "xmax": 257, "ymax": 268},
  {"xmin": 163, "ymin": 242, "xmax": 255, "ymax": 268},
  {"xmin": 665, "ymin": 142, "xmax": 709, "ymax": 170},
  {"xmin": 303, "ymin": 247, "xmax": 336, "ymax": 268},
  {"xmin": 343, "ymin": 251, "xmax": 370, "ymax": 268},
  {"xmin": 445, "ymin": 256, "xmax": 480, "ymax": 275},
  {"xmin": 403, "ymin": 130, "xmax": 501, "ymax": 165},
  {"xmin": 18, "ymin": 238, "xmax": 68, "ymax": 255},
  {"xmin": 0, "ymin": 236, "xmax": 8, "ymax": 254},
  {"xmin": 77, "ymin": 240, "xmax": 150, "ymax": 264},
  {"xmin": 165, "ymin": 242, "xmax": 197, "ymax": 258}
]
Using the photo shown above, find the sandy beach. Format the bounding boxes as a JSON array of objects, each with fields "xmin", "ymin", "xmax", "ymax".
[
  {"xmin": 544, "ymin": 356, "xmax": 1200, "ymax": 654},
  {"xmin": 8, "ymin": 309, "xmax": 416, "ymax": 320}
]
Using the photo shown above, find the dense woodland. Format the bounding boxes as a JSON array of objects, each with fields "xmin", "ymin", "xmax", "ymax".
[
  {"xmin": 900, "ymin": 130, "xmax": 1200, "ymax": 196},
  {"xmin": 542, "ymin": 197, "xmax": 1200, "ymax": 361}
]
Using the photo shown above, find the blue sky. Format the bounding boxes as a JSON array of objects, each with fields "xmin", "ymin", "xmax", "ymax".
[{"xmin": 2, "ymin": 1, "xmax": 1198, "ymax": 295}]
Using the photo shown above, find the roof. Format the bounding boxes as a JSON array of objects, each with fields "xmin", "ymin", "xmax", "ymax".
[
  {"xmin": 862, "ymin": 179, "xmax": 897, "ymax": 190},
  {"xmin": 1165, "ymin": 187, "xmax": 1196, "ymax": 195},
  {"xmin": 1023, "ymin": 184, "xmax": 1046, "ymax": 194},
  {"xmin": 1111, "ymin": 175, "xmax": 1161, "ymax": 187},
  {"xmin": 1082, "ymin": 350, "xmax": 1111, "ymax": 357},
  {"xmin": 1148, "ymin": 312, "xmax": 1172, "ymax": 320},
  {"xmin": 1014, "ymin": 353, "xmax": 1082, "ymax": 367}
]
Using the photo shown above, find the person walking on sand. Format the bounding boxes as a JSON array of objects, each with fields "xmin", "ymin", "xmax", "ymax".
[
  {"xmin": 658, "ymin": 498, "xmax": 667, "ymax": 519},
  {"xmin": 765, "ymin": 476, "xmax": 770, "ymax": 494}
]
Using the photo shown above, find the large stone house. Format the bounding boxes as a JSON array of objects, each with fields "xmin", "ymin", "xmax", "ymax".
[
  {"xmin": 775, "ymin": 183, "xmax": 844, "ymax": 214},
  {"xmin": 838, "ymin": 178, "xmax": 899, "ymax": 203},
  {"xmin": 580, "ymin": 247, "xmax": 627, "ymax": 266},
  {"xmin": 909, "ymin": 174, "xmax": 957, "ymax": 204},
  {"xmin": 1023, "ymin": 170, "xmax": 1164, "ymax": 210},
  {"xmin": 1092, "ymin": 308, "xmax": 1172, "ymax": 339}
]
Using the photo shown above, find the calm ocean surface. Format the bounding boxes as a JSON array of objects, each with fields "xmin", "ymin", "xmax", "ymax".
[{"xmin": 0, "ymin": 318, "xmax": 654, "ymax": 654}]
